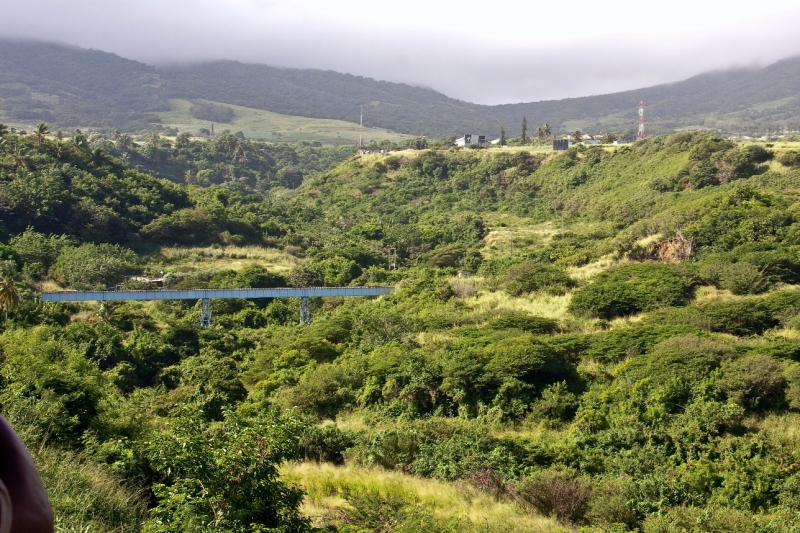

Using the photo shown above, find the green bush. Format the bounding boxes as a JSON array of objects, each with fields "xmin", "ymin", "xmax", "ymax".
[
  {"xmin": 569, "ymin": 263, "xmax": 691, "ymax": 319},
  {"xmin": 9, "ymin": 228, "xmax": 72, "ymax": 268},
  {"xmin": 50, "ymin": 243, "xmax": 139, "ymax": 289},
  {"xmin": 785, "ymin": 363, "xmax": 800, "ymax": 411},
  {"xmin": 501, "ymin": 261, "xmax": 574, "ymax": 296},
  {"xmin": 585, "ymin": 480, "xmax": 637, "ymax": 529},
  {"xmin": 718, "ymin": 262, "xmax": 770, "ymax": 295},
  {"xmin": 777, "ymin": 150, "xmax": 800, "ymax": 168},
  {"xmin": 486, "ymin": 312, "xmax": 559, "ymax": 334},
  {"xmin": 0, "ymin": 243, "xmax": 22, "ymax": 270},
  {"xmin": 717, "ymin": 355, "xmax": 786, "ymax": 410},
  {"xmin": 144, "ymin": 409, "xmax": 311, "ymax": 532},
  {"xmin": 532, "ymin": 381, "xmax": 579, "ymax": 423},
  {"xmin": 584, "ymin": 324, "xmax": 698, "ymax": 362},
  {"xmin": 646, "ymin": 299, "xmax": 781, "ymax": 336},
  {"xmin": 423, "ymin": 244, "xmax": 464, "ymax": 268},
  {"xmin": 312, "ymin": 255, "xmax": 362, "ymax": 286},
  {"xmin": 288, "ymin": 264, "xmax": 324, "ymax": 287},
  {"xmin": 622, "ymin": 334, "xmax": 735, "ymax": 385}
]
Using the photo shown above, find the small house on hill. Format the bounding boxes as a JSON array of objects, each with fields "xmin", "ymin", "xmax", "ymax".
[
  {"xmin": 455, "ymin": 134, "xmax": 489, "ymax": 147},
  {"xmin": 359, "ymin": 146, "xmax": 389, "ymax": 154}
]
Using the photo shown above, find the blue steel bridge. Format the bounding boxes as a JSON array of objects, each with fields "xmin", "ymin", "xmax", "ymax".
[{"xmin": 40, "ymin": 286, "xmax": 395, "ymax": 326}]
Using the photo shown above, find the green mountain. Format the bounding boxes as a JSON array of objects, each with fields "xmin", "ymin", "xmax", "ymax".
[{"xmin": 2, "ymin": 40, "xmax": 800, "ymax": 138}]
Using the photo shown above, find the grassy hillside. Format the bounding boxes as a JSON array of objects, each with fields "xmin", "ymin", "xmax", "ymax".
[
  {"xmin": 153, "ymin": 98, "xmax": 408, "ymax": 145},
  {"xmin": 6, "ymin": 132, "xmax": 800, "ymax": 530},
  {"xmin": 3, "ymin": 40, "xmax": 800, "ymax": 138}
]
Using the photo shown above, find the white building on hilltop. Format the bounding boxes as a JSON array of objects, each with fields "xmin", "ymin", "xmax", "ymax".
[{"xmin": 455, "ymin": 134, "xmax": 489, "ymax": 147}]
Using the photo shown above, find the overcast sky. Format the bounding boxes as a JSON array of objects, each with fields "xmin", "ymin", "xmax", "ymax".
[{"xmin": 2, "ymin": 0, "xmax": 800, "ymax": 105}]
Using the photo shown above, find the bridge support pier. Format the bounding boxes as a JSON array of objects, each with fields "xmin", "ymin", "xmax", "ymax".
[
  {"xmin": 201, "ymin": 298, "xmax": 211, "ymax": 327},
  {"xmin": 300, "ymin": 296, "xmax": 311, "ymax": 325}
]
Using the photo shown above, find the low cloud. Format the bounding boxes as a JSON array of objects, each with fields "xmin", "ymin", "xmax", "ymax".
[{"xmin": 2, "ymin": 0, "xmax": 800, "ymax": 104}]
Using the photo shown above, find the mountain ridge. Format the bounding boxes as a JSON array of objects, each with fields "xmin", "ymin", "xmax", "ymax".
[{"xmin": 2, "ymin": 39, "xmax": 800, "ymax": 137}]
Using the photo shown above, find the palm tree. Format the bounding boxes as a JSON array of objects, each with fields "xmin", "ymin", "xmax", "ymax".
[
  {"xmin": 72, "ymin": 130, "xmax": 89, "ymax": 151},
  {"xmin": 536, "ymin": 126, "xmax": 544, "ymax": 144},
  {"xmin": 116, "ymin": 133, "xmax": 133, "ymax": 153},
  {"xmin": 0, "ymin": 274, "xmax": 20, "ymax": 324},
  {"xmin": 34, "ymin": 122, "xmax": 49, "ymax": 149},
  {"xmin": 175, "ymin": 132, "xmax": 191, "ymax": 149},
  {"xmin": 542, "ymin": 123, "xmax": 552, "ymax": 139},
  {"xmin": 571, "ymin": 130, "xmax": 583, "ymax": 142},
  {"xmin": 11, "ymin": 143, "xmax": 28, "ymax": 169}
]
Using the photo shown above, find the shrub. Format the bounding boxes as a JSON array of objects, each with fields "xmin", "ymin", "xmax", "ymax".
[
  {"xmin": 288, "ymin": 265, "xmax": 323, "ymax": 287},
  {"xmin": 785, "ymin": 363, "xmax": 800, "ymax": 411},
  {"xmin": 646, "ymin": 299, "xmax": 781, "ymax": 337},
  {"xmin": 718, "ymin": 355, "xmax": 786, "ymax": 410},
  {"xmin": 50, "ymin": 243, "xmax": 138, "ymax": 289},
  {"xmin": 0, "ymin": 243, "xmax": 22, "ymax": 270},
  {"xmin": 300, "ymin": 424, "xmax": 354, "ymax": 464},
  {"xmin": 277, "ymin": 167, "xmax": 303, "ymax": 189},
  {"xmin": 777, "ymin": 150, "xmax": 800, "ymax": 168},
  {"xmin": 532, "ymin": 381, "xmax": 579, "ymax": 423},
  {"xmin": 741, "ymin": 144, "xmax": 774, "ymax": 164},
  {"xmin": 338, "ymin": 489, "xmax": 458, "ymax": 533},
  {"xmin": 642, "ymin": 506, "xmax": 767, "ymax": 532},
  {"xmin": 311, "ymin": 255, "xmax": 362, "ymax": 286},
  {"xmin": 584, "ymin": 325, "xmax": 698, "ymax": 362},
  {"xmin": 9, "ymin": 228, "xmax": 72, "ymax": 268},
  {"xmin": 516, "ymin": 468, "xmax": 591, "ymax": 524},
  {"xmin": 569, "ymin": 263, "xmax": 691, "ymax": 319},
  {"xmin": 501, "ymin": 261, "xmax": 574, "ymax": 296},
  {"xmin": 145, "ymin": 409, "xmax": 311, "ymax": 532},
  {"xmin": 139, "ymin": 208, "xmax": 213, "ymax": 245},
  {"xmin": 585, "ymin": 480, "xmax": 637, "ymax": 529},
  {"xmin": 423, "ymin": 244, "xmax": 464, "ymax": 268},
  {"xmin": 277, "ymin": 363, "xmax": 362, "ymax": 419},
  {"xmin": 718, "ymin": 262, "xmax": 770, "ymax": 295},
  {"xmin": 622, "ymin": 335, "xmax": 735, "ymax": 385},
  {"xmin": 486, "ymin": 312, "xmax": 559, "ymax": 334}
]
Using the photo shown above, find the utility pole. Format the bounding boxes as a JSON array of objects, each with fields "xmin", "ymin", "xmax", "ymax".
[
  {"xmin": 638, "ymin": 100, "xmax": 645, "ymax": 140},
  {"xmin": 359, "ymin": 105, "xmax": 363, "ymax": 150}
]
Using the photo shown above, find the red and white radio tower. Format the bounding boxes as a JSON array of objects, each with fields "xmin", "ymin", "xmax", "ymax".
[{"xmin": 638, "ymin": 100, "xmax": 645, "ymax": 140}]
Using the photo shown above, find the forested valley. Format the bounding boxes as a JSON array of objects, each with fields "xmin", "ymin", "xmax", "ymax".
[{"xmin": 4, "ymin": 127, "xmax": 800, "ymax": 532}]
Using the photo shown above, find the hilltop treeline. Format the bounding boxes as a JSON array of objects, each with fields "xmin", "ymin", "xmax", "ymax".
[{"xmin": 4, "ymin": 132, "xmax": 800, "ymax": 530}]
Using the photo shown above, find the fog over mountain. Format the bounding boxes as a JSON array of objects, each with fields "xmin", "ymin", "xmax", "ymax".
[
  {"xmin": 2, "ymin": 0, "xmax": 800, "ymax": 104},
  {"xmin": 3, "ymin": 39, "xmax": 800, "ymax": 138}
]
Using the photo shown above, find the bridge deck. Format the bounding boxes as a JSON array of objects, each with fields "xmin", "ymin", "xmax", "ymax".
[{"xmin": 40, "ymin": 286, "xmax": 394, "ymax": 302}]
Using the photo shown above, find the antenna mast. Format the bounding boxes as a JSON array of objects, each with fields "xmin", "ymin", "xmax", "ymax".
[{"xmin": 638, "ymin": 100, "xmax": 645, "ymax": 140}]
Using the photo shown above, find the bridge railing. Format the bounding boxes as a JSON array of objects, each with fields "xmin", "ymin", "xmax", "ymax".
[{"xmin": 40, "ymin": 286, "xmax": 395, "ymax": 325}]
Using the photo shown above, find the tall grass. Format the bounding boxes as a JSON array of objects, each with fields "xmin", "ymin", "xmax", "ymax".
[
  {"xmin": 282, "ymin": 462, "xmax": 562, "ymax": 532},
  {"xmin": 34, "ymin": 445, "xmax": 146, "ymax": 533},
  {"xmin": 567, "ymin": 255, "xmax": 618, "ymax": 282},
  {"xmin": 4, "ymin": 407, "xmax": 147, "ymax": 533},
  {"xmin": 157, "ymin": 245, "xmax": 298, "ymax": 272},
  {"xmin": 465, "ymin": 289, "xmax": 573, "ymax": 321}
]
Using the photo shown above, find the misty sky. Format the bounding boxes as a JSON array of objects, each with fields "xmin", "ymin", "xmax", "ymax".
[{"xmin": 2, "ymin": 0, "xmax": 800, "ymax": 105}]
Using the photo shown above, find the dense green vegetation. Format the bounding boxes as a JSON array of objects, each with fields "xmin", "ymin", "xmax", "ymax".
[
  {"xmin": 5, "ymin": 40, "xmax": 800, "ymax": 138},
  {"xmin": 5, "ymin": 129, "xmax": 800, "ymax": 531}
]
